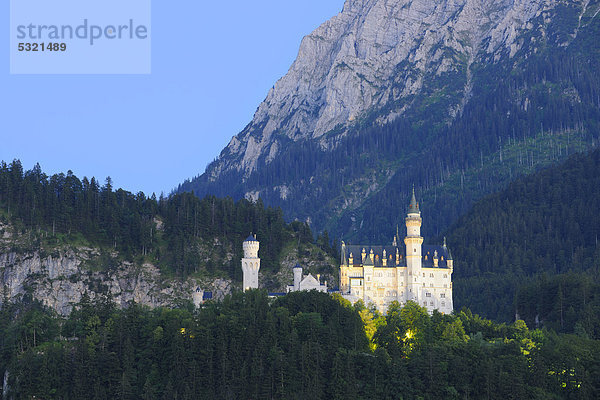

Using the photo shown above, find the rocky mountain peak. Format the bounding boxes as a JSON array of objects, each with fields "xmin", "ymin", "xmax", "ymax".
[
  {"xmin": 216, "ymin": 0, "xmax": 560, "ymax": 176},
  {"xmin": 179, "ymin": 0, "xmax": 599, "ymax": 243}
]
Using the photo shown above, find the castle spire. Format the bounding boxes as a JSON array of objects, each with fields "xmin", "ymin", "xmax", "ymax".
[{"xmin": 408, "ymin": 185, "xmax": 420, "ymax": 214}]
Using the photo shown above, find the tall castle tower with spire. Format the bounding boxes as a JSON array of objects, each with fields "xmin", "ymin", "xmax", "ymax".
[
  {"xmin": 340, "ymin": 189, "xmax": 453, "ymax": 314},
  {"xmin": 405, "ymin": 187, "xmax": 424, "ymax": 303}
]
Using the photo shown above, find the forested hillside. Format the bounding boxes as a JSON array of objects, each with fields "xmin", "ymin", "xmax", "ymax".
[
  {"xmin": 2, "ymin": 291, "xmax": 598, "ymax": 399},
  {"xmin": 0, "ymin": 160, "xmax": 335, "ymax": 284},
  {"xmin": 448, "ymin": 149, "xmax": 600, "ymax": 331}
]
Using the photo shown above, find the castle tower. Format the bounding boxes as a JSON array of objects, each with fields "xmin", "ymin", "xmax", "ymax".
[
  {"xmin": 404, "ymin": 187, "xmax": 423, "ymax": 302},
  {"xmin": 242, "ymin": 234, "xmax": 260, "ymax": 291},
  {"xmin": 444, "ymin": 237, "xmax": 454, "ymax": 271},
  {"xmin": 293, "ymin": 264, "xmax": 303, "ymax": 291}
]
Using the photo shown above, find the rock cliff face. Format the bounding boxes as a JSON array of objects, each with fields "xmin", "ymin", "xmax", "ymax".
[
  {"xmin": 212, "ymin": 0, "xmax": 564, "ymax": 176},
  {"xmin": 0, "ymin": 244, "xmax": 232, "ymax": 315}
]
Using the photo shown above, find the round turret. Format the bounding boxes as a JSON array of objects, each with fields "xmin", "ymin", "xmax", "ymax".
[
  {"xmin": 192, "ymin": 287, "xmax": 203, "ymax": 308},
  {"xmin": 242, "ymin": 235, "xmax": 261, "ymax": 291},
  {"xmin": 243, "ymin": 234, "xmax": 259, "ymax": 258},
  {"xmin": 293, "ymin": 264, "xmax": 303, "ymax": 291}
]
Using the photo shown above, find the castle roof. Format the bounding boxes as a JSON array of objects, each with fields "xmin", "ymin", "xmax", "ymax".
[
  {"xmin": 342, "ymin": 244, "xmax": 451, "ymax": 268},
  {"xmin": 408, "ymin": 185, "xmax": 420, "ymax": 214},
  {"xmin": 422, "ymin": 245, "xmax": 451, "ymax": 268},
  {"xmin": 301, "ymin": 274, "xmax": 321, "ymax": 287},
  {"xmin": 293, "ymin": 264, "xmax": 303, "ymax": 269},
  {"xmin": 344, "ymin": 245, "xmax": 407, "ymax": 267},
  {"xmin": 443, "ymin": 237, "xmax": 453, "ymax": 260},
  {"xmin": 244, "ymin": 234, "xmax": 258, "ymax": 242}
]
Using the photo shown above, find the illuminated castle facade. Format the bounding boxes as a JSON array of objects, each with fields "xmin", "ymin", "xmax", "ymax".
[{"xmin": 340, "ymin": 190, "xmax": 454, "ymax": 314}]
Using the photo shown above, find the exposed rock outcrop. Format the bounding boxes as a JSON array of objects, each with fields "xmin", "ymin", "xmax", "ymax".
[
  {"xmin": 0, "ymin": 248, "xmax": 232, "ymax": 315},
  {"xmin": 210, "ymin": 0, "xmax": 565, "ymax": 177}
]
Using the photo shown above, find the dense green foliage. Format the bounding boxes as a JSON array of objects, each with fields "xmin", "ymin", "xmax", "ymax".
[
  {"xmin": 180, "ymin": 2, "xmax": 600, "ymax": 243},
  {"xmin": 516, "ymin": 272, "xmax": 600, "ymax": 339},
  {"xmin": 1, "ymin": 292, "xmax": 599, "ymax": 399},
  {"xmin": 0, "ymin": 160, "xmax": 334, "ymax": 280},
  {"xmin": 448, "ymin": 149, "xmax": 600, "ymax": 328}
]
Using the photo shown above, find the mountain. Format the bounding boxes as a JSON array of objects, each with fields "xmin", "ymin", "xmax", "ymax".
[
  {"xmin": 180, "ymin": 0, "xmax": 600, "ymax": 241},
  {"xmin": 447, "ymin": 148, "xmax": 600, "ymax": 331}
]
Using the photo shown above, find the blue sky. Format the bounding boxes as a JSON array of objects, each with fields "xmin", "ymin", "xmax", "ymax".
[{"xmin": 1, "ymin": 1, "xmax": 342, "ymax": 196}]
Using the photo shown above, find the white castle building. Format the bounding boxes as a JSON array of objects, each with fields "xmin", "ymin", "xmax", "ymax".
[
  {"xmin": 287, "ymin": 264, "xmax": 328, "ymax": 293},
  {"xmin": 340, "ymin": 189, "xmax": 454, "ymax": 314},
  {"xmin": 242, "ymin": 234, "xmax": 260, "ymax": 291},
  {"xmin": 242, "ymin": 235, "xmax": 328, "ymax": 293}
]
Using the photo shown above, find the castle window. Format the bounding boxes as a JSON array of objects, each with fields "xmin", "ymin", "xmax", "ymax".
[
  {"xmin": 444, "ymin": 274, "xmax": 447, "ymax": 278},
  {"xmin": 444, "ymin": 284, "xmax": 448, "ymax": 288},
  {"xmin": 430, "ymin": 301, "xmax": 434, "ymax": 306},
  {"xmin": 441, "ymin": 293, "xmax": 446, "ymax": 298},
  {"xmin": 430, "ymin": 283, "xmax": 434, "ymax": 287},
  {"xmin": 441, "ymin": 302, "xmax": 446, "ymax": 307},
  {"xmin": 430, "ymin": 273, "xmax": 434, "ymax": 278},
  {"xmin": 423, "ymin": 302, "xmax": 427, "ymax": 306},
  {"xmin": 422, "ymin": 273, "xmax": 425, "ymax": 277},
  {"xmin": 426, "ymin": 293, "xmax": 431, "ymax": 297},
  {"xmin": 422, "ymin": 283, "xmax": 425, "ymax": 287}
]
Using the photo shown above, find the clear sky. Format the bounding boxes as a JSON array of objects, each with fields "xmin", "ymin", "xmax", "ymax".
[{"xmin": 1, "ymin": 1, "xmax": 343, "ymax": 196}]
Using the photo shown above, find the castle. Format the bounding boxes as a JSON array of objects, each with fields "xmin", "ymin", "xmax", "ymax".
[
  {"xmin": 240, "ymin": 189, "xmax": 453, "ymax": 315},
  {"xmin": 287, "ymin": 264, "xmax": 327, "ymax": 293},
  {"xmin": 241, "ymin": 235, "xmax": 328, "ymax": 293},
  {"xmin": 339, "ymin": 189, "xmax": 453, "ymax": 314},
  {"xmin": 241, "ymin": 234, "xmax": 261, "ymax": 291}
]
